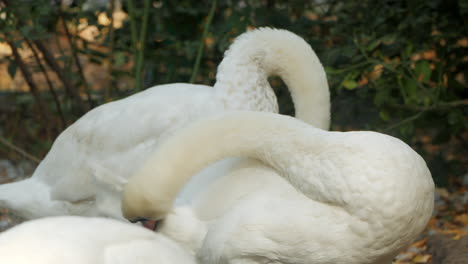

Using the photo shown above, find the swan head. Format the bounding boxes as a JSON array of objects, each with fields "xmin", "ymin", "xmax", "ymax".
[
  {"xmin": 121, "ymin": 165, "xmax": 176, "ymax": 223},
  {"xmin": 122, "ymin": 184, "xmax": 172, "ymax": 223}
]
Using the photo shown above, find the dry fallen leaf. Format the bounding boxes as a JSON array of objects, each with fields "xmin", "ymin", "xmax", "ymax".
[
  {"xmin": 413, "ymin": 254, "xmax": 431, "ymax": 263},
  {"xmin": 410, "ymin": 238, "xmax": 427, "ymax": 249},
  {"xmin": 435, "ymin": 188, "xmax": 450, "ymax": 199},
  {"xmin": 454, "ymin": 213, "xmax": 468, "ymax": 226}
]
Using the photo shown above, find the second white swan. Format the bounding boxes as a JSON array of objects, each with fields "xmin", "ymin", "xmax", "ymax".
[{"xmin": 0, "ymin": 216, "xmax": 195, "ymax": 264}]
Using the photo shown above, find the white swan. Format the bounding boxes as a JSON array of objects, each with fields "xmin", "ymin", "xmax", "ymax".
[
  {"xmin": 122, "ymin": 111, "xmax": 435, "ymax": 264},
  {"xmin": 0, "ymin": 28, "xmax": 330, "ymax": 221},
  {"xmin": 0, "ymin": 216, "xmax": 195, "ymax": 264}
]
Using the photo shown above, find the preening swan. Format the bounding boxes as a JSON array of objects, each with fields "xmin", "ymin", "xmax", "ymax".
[
  {"xmin": 0, "ymin": 28, "xmax": 329, "ymax": 220},
  {"xmin": 0, "ymin": 216, "xmax": 195, "ymax": 264},
  {"xmin": 122, "ymin": 111, "xmax": 435, "ymax": 264}
]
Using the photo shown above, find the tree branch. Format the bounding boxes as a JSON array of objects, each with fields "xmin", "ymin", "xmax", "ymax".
[
  {"xmin": 25, "ymin": 38, "xmax": 67, "ymax": 130},
  {"xmin": 0, "ymin": 136, "xmax": 41, "ymax": 164},
  {"xmin": 60, "ymin": 15, "xmax": 93, "ymax": 108},
  {"xmin": 190, "ymin": 0, "xmax": 217, "ymax": 83},
  {"xmin": 33, "ymin": 39, "xmax": 87, "ymax": 115},
  {"xmin": 387, "ymin": 99, "xmax": 468, "ymax": 112},
  {"xmin": 384, "ymin": 111, "xmax": 425, "ymax": 132},
  {"xmin": 105, "ymin": 0, "xmax": 117, "ymax": 101},
  {"xmin": 8, "ymin": 40, "xmax": 49, "ymax": 123},
  {"xmin": 134, "ymin": 0, "xmax": 151, "ymax": 90}
]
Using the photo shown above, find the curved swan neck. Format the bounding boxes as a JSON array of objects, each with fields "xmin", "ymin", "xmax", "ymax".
[
  {"xmin": 214, "ymin": 28, "xmax": 330, "ymax": 129},
  {"xmin": 125, "ymin": 112, "xmax": 432, "ymax": 226},
  {"xmin": 126, "ymin": 112, "xmax": 332, "ymax": 215}
]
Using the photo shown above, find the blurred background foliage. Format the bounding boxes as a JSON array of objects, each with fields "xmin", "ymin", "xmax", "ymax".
[{"xmin": 0, "ymin": 0, "xmax": 466, "ymax": 186}]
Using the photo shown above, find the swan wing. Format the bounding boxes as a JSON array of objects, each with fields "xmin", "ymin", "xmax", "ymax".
[{"xmin": 42, "ymin": 84, "xmax": 214, "ymax": 214}]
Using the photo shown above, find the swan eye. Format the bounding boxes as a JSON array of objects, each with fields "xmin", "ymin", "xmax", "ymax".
[{"xmin": 129, "ymin": 217, "xmax": 148, "ymax": 223}]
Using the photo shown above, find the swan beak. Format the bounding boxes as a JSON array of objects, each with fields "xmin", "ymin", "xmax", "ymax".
[
  {"xmin": 130, "ymin": 217, "xmax": 161, "ymax": 231},
  {"xmin": 142, "ymin": 220, "xmax": 161, "ymax": 231}
]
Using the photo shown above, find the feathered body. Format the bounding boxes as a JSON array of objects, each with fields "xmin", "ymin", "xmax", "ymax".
[
  {"xmin": 0, "ymin": 216, "xmax": 195, "ymax": 264},
  {"xmin": 122, "ymin": 112, "xmax": 435, "ymax": 264}
]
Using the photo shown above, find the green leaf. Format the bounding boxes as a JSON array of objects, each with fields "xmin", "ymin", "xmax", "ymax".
[
  {"xmin": 399, "ymin": 122, "xmax": 414, "ymax": 136},
  {"xmin": 379, "ymin": 110, "xmax": 391, "ymax": 121},
  {"xmin": 367, "ymin": 39, "xmax": 381, "ymax": 51},
  {"xmin": 7, "ymin": 61, "xmax": 17, "ymax": 78},
  {"xmin": 415, "ymin": 60, "xmax": 431, "ymax": 82},
  {"xmin": 423, "ymin": 96, "xmax": 431, "ymax": 106},
  {"xmin": 19, "ymin": 25, "xmax": 34, "ymax": 38},
  {"xmin": 402, "ymin": 44, "xmax": 414, "ymax": 60},
  {"xmin": 114, "ymin": 52, "xmax": 126, "ymax": 67},
  {"xmin": 381, "ymin": 34, "xmax": 397, "ymax": 45},
  {"xmin": 325, "ymin": 66, "xmax": 341, "ymax": 75},
  {"xmin": 402, "ymin": 77, "xmax": 418, "ymax": 103},
  {"xmin": 342, "ymin": 79, "xmax": 358, "ymax": 90}
]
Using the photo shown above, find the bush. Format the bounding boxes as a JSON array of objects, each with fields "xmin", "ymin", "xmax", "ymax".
[{"xmin": 0, "ymin": 0, "xmax": 466, "ymax": 185}]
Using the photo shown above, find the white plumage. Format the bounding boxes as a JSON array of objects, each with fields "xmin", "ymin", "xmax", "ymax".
[
  {"xmin": 0, "ymin": 216, "xmax": 195, "ymax": 264},
  {"xmin": 0, "ymin": 28, "xmax": 330, "ymax": 220},
  {"xmin": 122, "ymin": 111, "xmax": 435, "ymax": 264}
]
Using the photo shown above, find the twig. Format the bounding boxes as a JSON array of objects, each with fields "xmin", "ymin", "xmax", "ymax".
[
  {"xmin": 383, "ymin": 99, "xmax": 468, "ymax": 132},
  {"xmin": 0, "ymin": 136, "xmax": 41, "ymax": 164},
  {"xmin": 105, "ymin": 0, "xmax": 117, "ymax": 101},
  {"xmin": 125, "ymin": 0, "xmax": 138, "ymax": 56},
  {"xmin": 8, "ymin": 40, "xmax": 49, "ymax": 123},
  {"xmin": 25, "ymin": 38, "xmax": 67, "ymax": 130},
  {"xmin": 60, "ymin": 15, "xmax": 94, "ymax": 107},
  {"xmin": 125, "ymin": 0, "xmax": 138, "ymax": 88},
  {"xmin": 33, "ymin": 39, "xmax": 87, "ymax": 115},
  {"xmin": 388, "ymin": 99, "xmax": 468, "ymax": 112},
  {"xmin": 134, "ymin": 0, "xmax": 151, "ymax": 90},
  {"xmin": 326, "ymin": 61, "xmax": 370, "ymax": 75},
  {"xmin": 384, "ymin": 111, "xmax": 425, "ymax": 132},
  {"xmin": 190, "ymin": 0, "xmax": 217, "ymax": 83}
]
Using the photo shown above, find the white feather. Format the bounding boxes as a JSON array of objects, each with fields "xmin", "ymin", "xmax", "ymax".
[{"xmin": 0, "ymin": 216, "xmax": 195, "ymax": 264}]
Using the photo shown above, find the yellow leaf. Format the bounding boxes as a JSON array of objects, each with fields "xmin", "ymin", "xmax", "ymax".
[
  {"xmin": 204, "ymin": 37, "xmax": 215, "ymax": 47},
  {"xmin": 454, "ymin": 213, "xmax": 468, "ymax": 226},
  {"xmin": 413, "ymin": 254, "xmax": 431, "ymax": 263},
  {"xmin": 369, "ymin": 64, "xmax": 383, "ymax": 80},
  {"xmin": 410, "ymin": 239, "xmax": 427, "ymax": 249}
]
